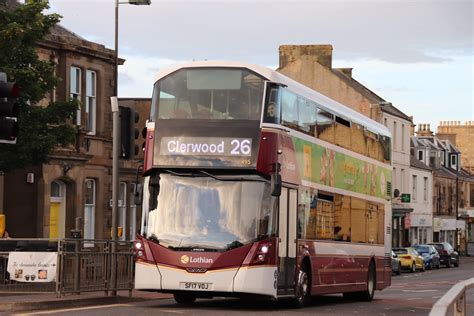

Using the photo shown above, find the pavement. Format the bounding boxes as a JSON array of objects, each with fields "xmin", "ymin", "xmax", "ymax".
[
  {"xmin": 1, "ymin": 256, "xmax": 474, "ymax": 314},
  {"xmin": 0, "ymin": 290, "xmax": 171, "ymax": 313}
]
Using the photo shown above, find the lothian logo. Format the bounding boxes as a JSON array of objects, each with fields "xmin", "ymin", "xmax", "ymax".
[{"xmin": 180, "ymin": 255, "xmax": 213, "ymax": 264}]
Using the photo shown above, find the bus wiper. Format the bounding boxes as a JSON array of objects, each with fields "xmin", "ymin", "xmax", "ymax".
[
  {"xmin": 226, "ymin": 240, "xmax": 244, "ymax": 250},
  {"xmin": 169, "ymin": 246, "xmax": 219, "ymax": 252},
  {"xmin": 165, "ymin": 169, "xmax": 194, "ymax": 177},
  {"xmin": 199, "ymin": 170, "xmax": 266, "ymax": 182}
]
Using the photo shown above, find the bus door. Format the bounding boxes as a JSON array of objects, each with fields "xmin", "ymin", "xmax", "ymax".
[{"xmin": 277, "ymin": 186, "xmax": 298, "ymax": 295}]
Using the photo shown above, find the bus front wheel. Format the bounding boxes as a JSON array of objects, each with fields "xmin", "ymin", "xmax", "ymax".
[
  {"xmin": 174, "ymin": 292, "xmax": 197, "ymax": 305},
  {"xmin": 293, "ymin": 263, "xmax": 311, "ymax": 307}
]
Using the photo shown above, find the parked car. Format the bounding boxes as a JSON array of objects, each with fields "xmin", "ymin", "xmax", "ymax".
[
  {"xmin": 428, "ymin": 242, "xmax": 459, "ymax": 268},
  {"xmin": 391, "ymin": 250, "xmax": 402, "ymax": 275},
  {"xmin": 414, "ymin": 244, "xmax": 441, "ymax": 269},
  {"xmin": 393, "ymin": 247, "xmax": 425, "ymax": 272}
]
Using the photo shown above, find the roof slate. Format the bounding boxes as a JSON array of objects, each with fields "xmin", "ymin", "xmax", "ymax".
[{"xmin": 410, "ymin": 156, "xmax": 433, "ymax": 171}]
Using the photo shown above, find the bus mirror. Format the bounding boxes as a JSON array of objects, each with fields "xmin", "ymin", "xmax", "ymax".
[{"xmin": 271, "ymin": 173, "xmax": 281, "ymax": 196}]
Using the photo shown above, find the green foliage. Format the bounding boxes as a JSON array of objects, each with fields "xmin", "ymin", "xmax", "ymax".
[{"xmin": 0, "ymin": 0, "xmax": 78, "ymax": 171}]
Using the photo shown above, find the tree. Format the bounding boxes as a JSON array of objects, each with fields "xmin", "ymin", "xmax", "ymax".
[{"xmin": 0, "ymin": 0, "xmax": 78, "ymax": 171}]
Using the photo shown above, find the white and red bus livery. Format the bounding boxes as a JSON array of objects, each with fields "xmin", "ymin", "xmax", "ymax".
[{"xmin": 134, "ymin": 61, "xmax": 392, "ymax": 306}]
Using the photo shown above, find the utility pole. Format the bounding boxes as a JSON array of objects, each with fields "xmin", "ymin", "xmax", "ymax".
[{"xmin": 111, "ymin": 0, "xmax": 151, "ymax": 296}]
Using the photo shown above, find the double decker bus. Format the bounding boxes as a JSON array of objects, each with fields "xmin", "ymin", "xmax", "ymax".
[{"xmin": 134, "ymin": 61, "xmax": 392, "ymax": 306}]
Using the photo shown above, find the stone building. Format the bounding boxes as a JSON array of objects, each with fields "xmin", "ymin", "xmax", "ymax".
[
  {"xmin": 408, "ymin": 151, "xmax": 434, "ymax": 246},
  {"xmin": 277, "ymin": 44, "xmax": 413, "ymax": 247},
  {"xmin": 437, "ymin": 121, "xmax": 474, "ymax": 174},
  {"xmin": 436, "ymin": 121, "xmax": 474, "ymax": 253},
  {"xmin": 380, "ymin": 104, "xmax": 413, "ymax": 247},
  {"xmin": 3, "ymin": 21, "xmax": 141, "ymax": 239},
  {"xmin": 414, "ymin": 124, "xmax": 474, "ymax": 250},
  {"xmin": 278, "ymin": 45, "xmax": 384, "ymax": 122}
]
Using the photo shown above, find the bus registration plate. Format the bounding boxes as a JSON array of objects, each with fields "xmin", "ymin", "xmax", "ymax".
[{"xmin": 180, "ymin": 282, "xmax": 213, "ymax": 291}]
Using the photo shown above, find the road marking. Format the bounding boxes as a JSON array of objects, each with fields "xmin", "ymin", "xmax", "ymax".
[
  {"xmin": 402, "ymin": 289, "xmax": 437, "ymax": 293},
  {"xmin": 158, "ymin": 310, "xmax": 186, "ymax": 314},
  {"xmin": 407, "ymin": 298, "xmax": 423, "ymax": 301},
  {"xmin": 12, "ymin": 303, "xmax": 132, "ymax": 315}
]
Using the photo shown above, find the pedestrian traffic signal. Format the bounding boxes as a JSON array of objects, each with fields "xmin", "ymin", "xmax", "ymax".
[
  {"xmin": 119, "ymin": 106, "xmax": 140, "ymax": 159},
  {"xmin": 0, "ymin": 72, "xmax": 19, "ymax": 144}
]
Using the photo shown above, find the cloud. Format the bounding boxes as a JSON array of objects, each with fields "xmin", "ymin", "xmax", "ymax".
[
  {"xmin": 47, "ymin": 0, "xmax": 473, "ymax": 130},
  {"xmin": 118, "ymin": 55, "xmax": 186, "ymax": 97},
  {"xmin": 48, "ymin": 0, "xmax": 473, "ymax": 65}
]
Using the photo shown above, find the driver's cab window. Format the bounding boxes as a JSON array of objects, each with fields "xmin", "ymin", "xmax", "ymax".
[{"xmin": 263, "ymin": 86, "xmax": 281, "ymax": 124}]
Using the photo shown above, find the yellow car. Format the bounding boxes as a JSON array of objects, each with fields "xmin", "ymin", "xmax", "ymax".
[{"xmin": 393, "ymin": 247, "xmax": 425, "ymax": 273}]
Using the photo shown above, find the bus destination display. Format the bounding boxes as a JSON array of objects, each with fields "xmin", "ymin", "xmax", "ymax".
[{"xmin": 160, "ymin": 137, "xmax": 252, "ymax": 157}]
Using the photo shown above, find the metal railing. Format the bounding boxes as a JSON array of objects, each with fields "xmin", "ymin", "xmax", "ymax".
[
  {"xmin": 430, "ymin": 277, "xmax": 474, "ymax": 316},
  {"xmin": 0, "ymin": 238, "xmax": 134, "ymax": 296}
]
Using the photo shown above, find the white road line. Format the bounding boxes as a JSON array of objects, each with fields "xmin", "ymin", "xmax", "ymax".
[
  {"xmin": 12, "ymin": 303, "xmax": 132, "ymax": 315},
  {"xmin": 407, "ymin": 298, "xmax": 423, "ymax": 301},
  {"xmin": 158, "ymin": 309, "xmax": 186, "ymax": 314},
  {"xmin": 402, "ymin": 289, "xmax": 437, "ymax": 293}
]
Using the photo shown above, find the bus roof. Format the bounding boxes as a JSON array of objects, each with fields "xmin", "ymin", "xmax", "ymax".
[{"xmin": 154, "ymin": 60, "xmax": 391, "ymax": 138}]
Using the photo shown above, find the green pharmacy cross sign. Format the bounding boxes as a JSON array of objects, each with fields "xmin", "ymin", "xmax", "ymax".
[{"xmin": 401, "ymin": 193, "xmax": 411, "ymax": 203}]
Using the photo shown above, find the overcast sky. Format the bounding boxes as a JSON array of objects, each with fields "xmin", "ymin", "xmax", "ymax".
[{"xmin": 46, "ymin": 0, "xmax": 473, "ymax": 131}]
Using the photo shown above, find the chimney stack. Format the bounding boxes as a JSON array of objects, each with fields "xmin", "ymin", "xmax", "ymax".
[
  {"xmin": 279, "ymin": 44, "xmax": 333, "ymax": 69},
  {"xmin": 416, "ymin": 123, "xmax": 434, "ymax": 136}
]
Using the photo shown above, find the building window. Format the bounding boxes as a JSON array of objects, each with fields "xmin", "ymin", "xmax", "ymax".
[
  {"xmin": 51, "ymin": 181, "xmax": 64, "ymax": 198},
  {"xmin": 423, "ymin": 177, "xmax": 428, "ymax": 202},
  {"xmin": 401, "ymin": 168, "xmax": 405, "ymax": 192},
  {"xmin": 401, "ymin": 123, "xmax": 405, "ymax": 151},
  {"xmin": 84, "ymin": 179, "xmax": 96, "ymax": 241},
  {"xmin": 393, "ymin": 121, "xmax": 397, "ymax": 150},
  {"xmin": 450, "ymin": 155, "xmax": 457, "ymax": 169},
  {"xmin": 86, "ymin": 70, "xmax": 97, "ymax": 135},
  {"xmin": 412, "ymin": 175, "xmax": 417, "ymax": 201},
  {"xmin": 440, "ymin": 151, "xmax": 445, "ymax": 166},
  {"xmin": 129, "ymin": 183, "xmax": 137, "ymax": 240},
  {"xmin": 70, "ymin": 66, "xmax": 81, "ymax": 125},
  {"xmin": 418, "ymin": 150, "xmax": 424, "ymax": 162}
]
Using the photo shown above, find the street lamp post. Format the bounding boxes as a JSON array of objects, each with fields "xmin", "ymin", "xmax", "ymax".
[{"xmin": 111, "ymin": 0, "xmax": 151, "ymax": 296}]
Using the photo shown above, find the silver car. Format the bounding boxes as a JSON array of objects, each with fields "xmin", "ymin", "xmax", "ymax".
[{"xmin": 391, "ymin": 250, "xmax": 402, "ymax": 275}]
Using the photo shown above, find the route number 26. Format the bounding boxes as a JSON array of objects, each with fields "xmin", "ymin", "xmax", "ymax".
[{"xmin": 230, "ymin": 139, "xmax": 251, "ymax": 156}]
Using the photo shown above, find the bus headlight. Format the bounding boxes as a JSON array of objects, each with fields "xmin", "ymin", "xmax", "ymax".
[{"xmin": 135, "ymin": 242, "xmax": 142, "ymax": 250}]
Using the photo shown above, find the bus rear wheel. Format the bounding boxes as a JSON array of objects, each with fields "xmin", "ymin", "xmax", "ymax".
[
  {"xmin": 174, "ymin": 292, "xmax": 197, "ymax": 305},
  {"xmin": 361, "ymin": 261, "xmax": 376, "ymax": 301},
  {"xmin": 344, "ymin": 261, "xmax": 376, "ymax": 301}
]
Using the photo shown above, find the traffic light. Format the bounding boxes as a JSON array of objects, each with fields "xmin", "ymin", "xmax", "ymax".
[
  {"xmin": 0, "ymin": 72, "xmax": 19, "ymax": 144},
  {"xmin": 119, "ymin": 106, "xmax": 140, "ymax": 159}
]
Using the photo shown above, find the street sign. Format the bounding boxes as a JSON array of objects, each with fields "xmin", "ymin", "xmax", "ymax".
[{"xmin": 401, "ymin": 193, "xmax": 411, "ymax": 203}]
